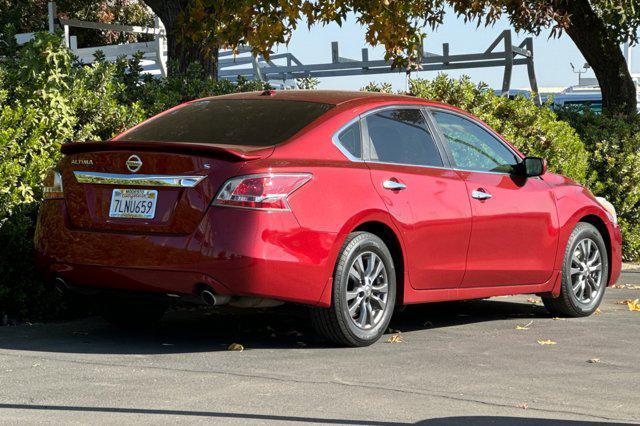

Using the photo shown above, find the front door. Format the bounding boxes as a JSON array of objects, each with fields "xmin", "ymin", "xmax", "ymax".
[
  {"xmin": 364, "ymin": 107, "xmax": 472, "ymax": 290},
  {"xmin": 429, "ymin": 109, "xmax": 558, "ymax": 287}
]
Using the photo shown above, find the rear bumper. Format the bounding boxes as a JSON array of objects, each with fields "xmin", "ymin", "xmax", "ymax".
[{"xmin": 35, "ymin": 200, "xmax": 337, "ymax": 306}]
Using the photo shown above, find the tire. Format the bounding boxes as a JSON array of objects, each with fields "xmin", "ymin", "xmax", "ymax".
[
  {"xmin": 97, "ymin": 296, "xmax": 168, "ymax": 329},
  {"xmin": 311, "ymin": 232, "xmax": 396, "ymax": 347},
  {"xmin": 542, "ymin": 222, "xmax": 608, "ymax": 317}
]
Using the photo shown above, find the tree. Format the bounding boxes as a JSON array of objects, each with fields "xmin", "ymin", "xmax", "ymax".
[
  {"xmin": 448, "ymin": 1, "xmax": 640, "ymax": 116},
  {"xmin": 141, "ymin": 0, "xmax": 298, "ymax": 77},
  {"xmin": 142, "ymin": 0, "xmax": 639, "ymax": 115}
]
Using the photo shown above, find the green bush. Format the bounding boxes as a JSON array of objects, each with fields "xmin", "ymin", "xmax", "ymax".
[
  {"xmin": 0, "ymin": 32, "xmax": 271, "ymax": 320},
  {"xmin": 557, "ymin": 110, "xmax": 640, "ymax": 261}
]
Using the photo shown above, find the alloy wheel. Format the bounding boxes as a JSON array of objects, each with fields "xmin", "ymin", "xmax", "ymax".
[
  {"xmin": 570, "ymin": 237, "xmax": 603, "ymax": 305},
  {"xmin": 345, "ymin": 251, "xmax": 389, "ymax": 330}
]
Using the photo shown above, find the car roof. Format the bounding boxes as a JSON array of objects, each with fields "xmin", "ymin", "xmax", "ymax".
[{"xmin": 213, "ymin": 89, "xmax": 429, "ymax": 106}]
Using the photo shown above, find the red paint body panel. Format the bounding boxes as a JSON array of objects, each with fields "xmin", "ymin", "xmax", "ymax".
[
  {"xmin": 368, "ymin": 163, "xmax": 471, "ymax": 289},
  {"xmin": 458, "ymin": 171, "xmax": 559, "ymax": 287},
  {"xmin": 35, "ymin": 90, "xmax": 622, "ymax": 307}
]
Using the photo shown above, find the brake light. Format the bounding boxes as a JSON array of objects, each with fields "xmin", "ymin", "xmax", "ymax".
[
  {"xmin": 214, "ymin": 173, "xmax": 311, "ymax": 210},
  {"xmin": 43, "ymin": 169, "xmax": 64, "ymax": 200}
]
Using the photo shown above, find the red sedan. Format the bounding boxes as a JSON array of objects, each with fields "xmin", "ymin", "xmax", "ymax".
[{"xmin": 35, "ymin": 90, "xmax": 622, "ymax": 346}]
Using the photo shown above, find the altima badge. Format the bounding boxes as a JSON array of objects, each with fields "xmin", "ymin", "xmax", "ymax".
[{"xmin": 126, "ymin": 155, "xmax": 142, "ymax": 173}]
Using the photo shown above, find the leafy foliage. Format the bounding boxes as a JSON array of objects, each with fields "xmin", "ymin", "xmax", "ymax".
[
  {"xmin": 135, "ymin": 61, "xmax": 272, "ymax": 116},
  {"xmin": 296, "ymin": 77, "xmax": 320, "ymax": 90},
  {"xmin": 360, "ymin": 81, "xmax": 393, "ymax": 93},
  {"xmin": 557, "ymin": 110, "xmax": 640, "ymax": 261}
]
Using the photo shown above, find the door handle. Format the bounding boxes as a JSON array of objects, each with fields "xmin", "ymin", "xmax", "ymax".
[
  {"xmin": 471, "ymin": 189, "xmax": 492, "ymax": 200},
  {"xmin": 383, "ymin": 180, "xmax": 406, "ymax": 190}
]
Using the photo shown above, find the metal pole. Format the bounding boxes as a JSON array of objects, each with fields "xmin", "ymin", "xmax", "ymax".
[
  {"xmin": 523, "ymin": 38, "xmax": 541, "ymax": 106},
  {"xmin": 623, "ymin": 41, "xmax": 633, "ymax": 74},
  {"xmin": 63, "ymin": 24, "xmax": 70, "ymax": 47},
  {"xmin": 154, "ymin": 15, "xmax": 167, "ymax": 77},
  {"xmin": 48, "ymin": 2, "xmax": 56, "ymax": 34},
  {"xmin": 501, "ymin": 30, "xmax": 513, "ymax": 97},
  {"xmin": 251, "ymin": 55, "xmax": 265, "ymax": 81}
]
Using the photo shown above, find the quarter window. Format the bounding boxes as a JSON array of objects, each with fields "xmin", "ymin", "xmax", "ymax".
[
  {"xmin": 431, "ymin": 111, "xmax": 520, "ymax": 173},
  {"xmin": 365, "ymin": 109, "xmax": 443, "ymax": 167},
  {"xmin": 336, "ymin": 121, "xmax": 362, "ymax": 159}
]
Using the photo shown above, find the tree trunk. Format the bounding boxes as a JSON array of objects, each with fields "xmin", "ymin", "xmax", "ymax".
[
  {"xmin": 562, "ymin": 0, "xmax": 637, "ymax": 116},
  {"xmin": 143, "ymin": 0, "xmax": 218, "ymax": 78}
]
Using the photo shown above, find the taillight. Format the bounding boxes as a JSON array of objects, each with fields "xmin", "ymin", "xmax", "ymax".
[
  {"xmin": 214, "ymin": 173, "xmax": 311, "ymax": 211},
  {"xmin": 43, "ymin": 169, "xmax": 64, "ymax": 200}
]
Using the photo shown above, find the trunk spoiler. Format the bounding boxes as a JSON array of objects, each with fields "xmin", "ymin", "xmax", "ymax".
[{"xmin": 61, "ymin": 140, "xmax": 272, "ymax": 161}]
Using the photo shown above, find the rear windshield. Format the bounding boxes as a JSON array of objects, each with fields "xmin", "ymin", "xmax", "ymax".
[{"xmin": 117, "ymin": 99, "xmax": 334, "ymax": 146}]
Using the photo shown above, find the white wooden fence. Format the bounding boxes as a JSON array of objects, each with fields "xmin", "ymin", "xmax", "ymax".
[{"xmin": 15, "ymin": 2, "xmax": 167, "ymax": 77}]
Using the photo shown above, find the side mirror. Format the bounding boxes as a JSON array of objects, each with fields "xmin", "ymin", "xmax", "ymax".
[{"xmin": 521, "ymin": 157, "xmax": 547, "ymax": 177}]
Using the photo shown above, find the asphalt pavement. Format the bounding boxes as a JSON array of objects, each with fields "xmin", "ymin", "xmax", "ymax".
[{"xmin": 0, "ymin": 272, "xmax": 639, "ymax": 424}]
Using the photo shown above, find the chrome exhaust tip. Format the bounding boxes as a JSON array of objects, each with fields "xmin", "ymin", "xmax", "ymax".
[
  {"xmin": 200, "ymin": 289, "xmax": 230, "ymax": 306},
  {"xmin": 53, "ymin": 277, "xmax": 69, "ymax": 295}
]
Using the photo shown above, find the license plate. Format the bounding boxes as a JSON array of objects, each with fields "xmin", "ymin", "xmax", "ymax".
[{"xmin": 109, "ymin": 189, "xmax": 158, "ymax": 219}]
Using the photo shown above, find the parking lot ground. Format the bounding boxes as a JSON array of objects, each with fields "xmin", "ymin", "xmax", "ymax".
[{"xmin": 0, "ymin": 271, "xmax": 639, "ymax": 425}]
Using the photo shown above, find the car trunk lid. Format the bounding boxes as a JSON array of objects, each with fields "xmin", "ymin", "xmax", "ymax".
[{"xmin": 60, "ymin": 141, "xmax": 273, "ymax": 234}]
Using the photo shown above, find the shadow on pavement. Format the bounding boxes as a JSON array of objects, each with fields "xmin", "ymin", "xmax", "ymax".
[
  {"xmin": 0, "ymin": 298, "xmax": 551, "ymax": 355},
  {"xmin": 0, "ymin": 404, "xmax": 632, "ymax": 425}
]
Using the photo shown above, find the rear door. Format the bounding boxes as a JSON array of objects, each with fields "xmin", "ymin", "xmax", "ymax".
[
  {"xmin": 364, "ymin": 107, "xmax": 472, "ymax": 290},
  {"xmin": 428, "ymin": 108, "xmax": 558, "ymax": 287}
]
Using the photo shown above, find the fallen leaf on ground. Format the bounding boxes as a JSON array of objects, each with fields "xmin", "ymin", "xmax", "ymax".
[
  {"xmin": 613, "ymin": 284, "xmax": 625, "ymax": 289},
  {"xmin": 552, "ymin": 317, "xmax": 565, "ymax": 321},
  {"xmin": 615, "ymin": 299, "xmax": 634, "ymax": 305},
  {"xmin": 627, "ymin": 285, "xmax": 640, "ymax": 289},
  {"xmin": 517, "ymin": 402, "xmax": 529, "ymax": 410},
  {"xmin": 516, "ymin": 320, "xmax": 533, "ymax": 330},
  {"xmin": 627, "ymin": 299, "xmax": 640, "ymax": 312},
  {"xmin": 587, "ymin": 358, "xmax": 601, "ymax": 364},
  {"xmin": 227, "ymin": 343, "xmax": 244, "ymax": 351},
  {"xmin": 387, "ymin": 334, "xmax": 404, "ymax": 343},
  {"xmin": 526, "ymin": 298, "xmax": 539, "ymax": 304},
  {"xmin": 537, "ymin": 339, "xmax": 557, "ymax": 345},
  {"xmin": 595, "ymin": 308, "xmax": 602, "ymax": 316}
]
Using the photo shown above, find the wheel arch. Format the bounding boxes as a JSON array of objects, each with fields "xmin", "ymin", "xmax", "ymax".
[
  {"xmin": 578, "ymin": 214, "xmax": 612, "ymax": 285},
  {"xmin": 352, "ymin": 221, "xmax": 406, "ymax": 305},
  {"xmin": 316, "ymin": 211, "xmax": 408, "ymax": 307}
]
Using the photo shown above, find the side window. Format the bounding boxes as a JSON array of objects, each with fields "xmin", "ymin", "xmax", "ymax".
[
  {"xmin": 431, "ymin": 111, "xmax": 519, "ymax": 173},
  {"xmin": 336, "ymin": 121, "xmax": 362, "ymax": 159},
  {"xmin": 365, "ymin": 109, "xmax": 443, "ymax": 167}
]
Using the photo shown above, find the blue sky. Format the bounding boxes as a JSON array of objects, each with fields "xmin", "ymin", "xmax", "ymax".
[{"xmin": 273, "ymin": 9, "xmax": 639, "ymax": 91}]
